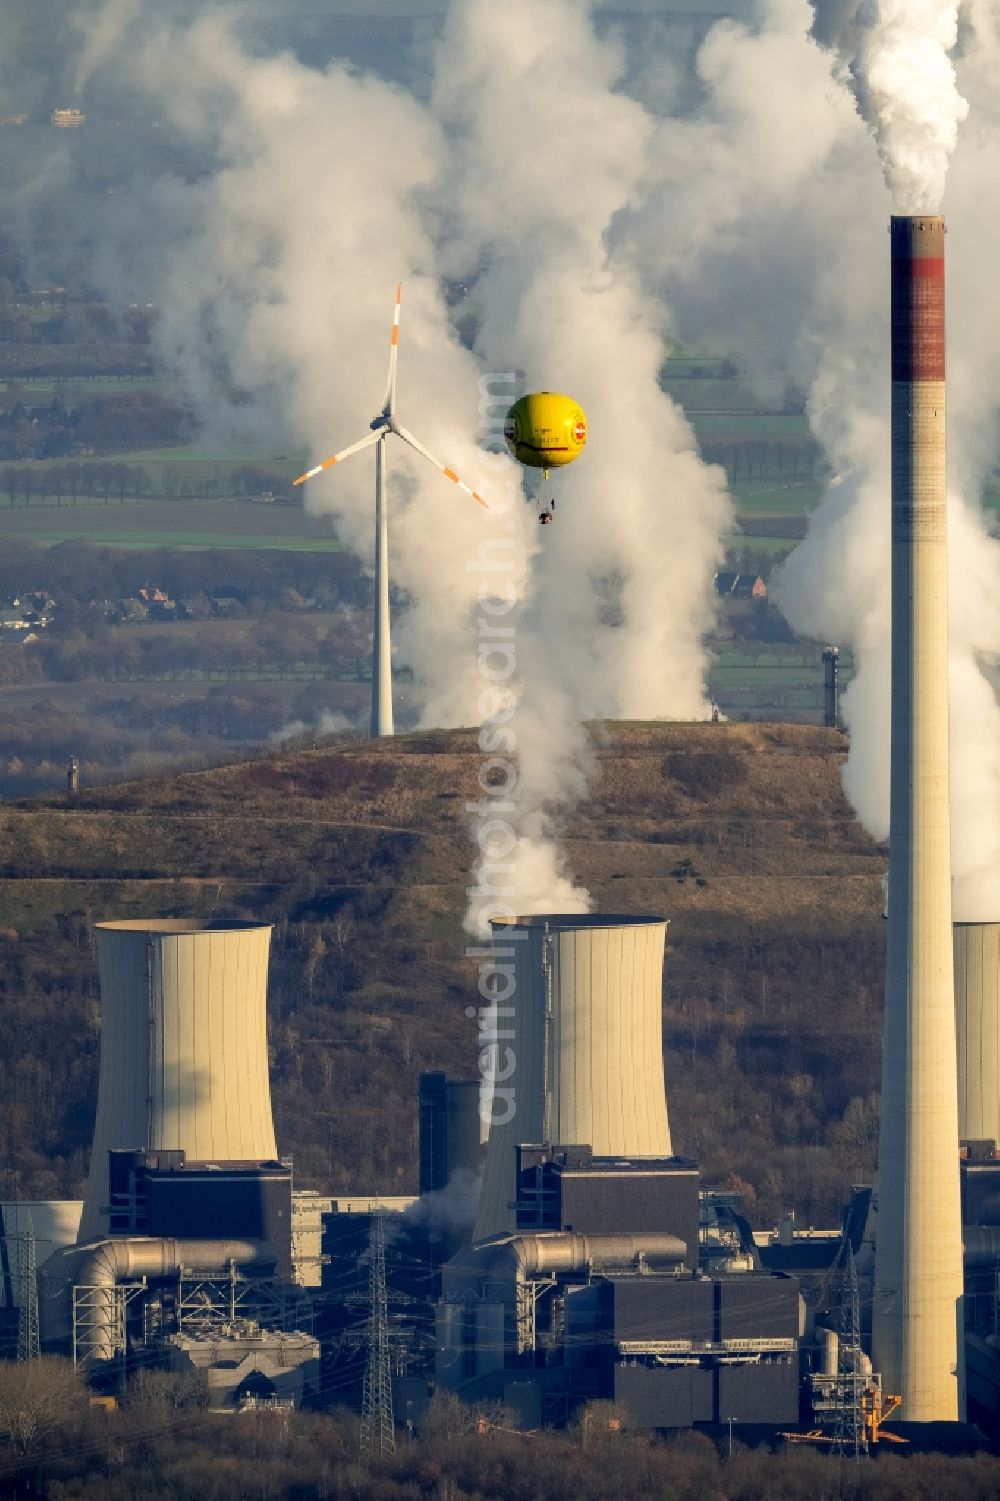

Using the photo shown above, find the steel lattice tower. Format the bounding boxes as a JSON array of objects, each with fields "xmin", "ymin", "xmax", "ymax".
[
  {"xmin": 359, "ymin": 1207, "xmax": 394, "ymax": 1461},
  {"xmin": 17, "ymin": 1215, "xmax": 40, "ymax": 1363},
  {"xmin": 831, "ymin": 1246, "xmax": 867, "ymax": 1458}
]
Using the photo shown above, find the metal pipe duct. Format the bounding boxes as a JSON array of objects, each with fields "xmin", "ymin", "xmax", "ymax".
[
  {"xmin": 954, "ymin": 923, "xmax": 1000, "ymax": 1145},
  {"xmin": 963, "ymin": 1227, "xmax": 1000, "ymax": 1267},
  {"xmin": 445, "ymin": 1231, "xmax": 687, "ymax": 1291},
  {"xmin": 817, "ymin": 1326, "xmax": 839, "ymax": 1379},
  {"xmin": 79, "ymin": 921, "xmax": 278, "ymax": 1243},
  {"xmin": 872, "ymin": 216, "xmax": 964, "ymax": 1421},
  {"xmin": 40, "ymin": 1237, "xmax": 273, "ymax": 1360},
  {"xmin": 474, "ymin": 915, "xmax": 671, "ymax": 1243},
  {"xmin": 442, "ymin": 1231, "xmax": 687, "ymax": 1361},
  {"xmin": 507, "ymin": 1231, "xmax": 685, "ymax": 1276}
]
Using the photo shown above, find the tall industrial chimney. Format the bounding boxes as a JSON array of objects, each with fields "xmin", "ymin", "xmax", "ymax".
[
  {"xmin": 871, "ymin": 217, "xmax": 964, "ymax": 1421},
  {"xmin": 474, "ymin": 915, "xmax": 672, "ymax": 1243},
  {"xmin": 79, "ymin": 920, "xmax": 278, "ymax": 1243},
  {"xmin": 953, "ymin": 922, "xmax": 1000, "ymax": 1147},
  {"xmin": 822, "ymin": 646, "xmax": 839, "ymax": 729}
]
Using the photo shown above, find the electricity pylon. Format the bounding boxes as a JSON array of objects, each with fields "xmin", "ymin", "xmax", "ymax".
[
  {"xmin": 17, "ymin": 1215, "xmax": 40, "ymax": 1363},
  {"xmin": 360, "ymin": 1206, "xmax": 394, "ymax": 1461},
  {"xmin": 831, "ymin": 1244, "xmax": 867, "ymax": 1457}
]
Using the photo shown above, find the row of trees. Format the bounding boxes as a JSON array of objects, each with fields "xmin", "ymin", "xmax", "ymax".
[
  {"xmin": 0, "ymin": 302, "xmax": 154, "ymax": 347},
  {"xmin": 0, "ymin": 390, "xmax": 189, "ymax": 460},
  {"xmin": 0, "ymin": 342, "xmax": 153, "ymax": 379},
  {"xmin": 0, "ymin": 1363, "xmax": 995, "ymax": 1500},
  {"xmin": 701, "ymin": 437, "xmax": 827, "ymax": 483},
  {"xmin": 1, "ymin": 462, "xmax": 153, "ymax": 504},
  {"xmin": 0, "ymin": 538, "xmax": 367, "ymax": 613},
  {"xmin": 0, "ymin": 460, "xmax": 294, "ymax": 500}
]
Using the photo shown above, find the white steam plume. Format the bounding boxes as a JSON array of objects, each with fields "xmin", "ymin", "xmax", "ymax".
[
  {"xmin": 625, "ymin": 0, "xmax": 1000, "ymax": 921},
  {"xmin": 65, "ymin": 0, "xmax": 735, "ymax": 930},
  {"xmin": 431, "ymin": 0, "xmax": 731, "ymax": 932},
  {"xmin": 434, "ymin": 0, "xmax": 730, "ymax": 723},
  {"xmin": 74, "ymin": 0, "xmax": 140, "ymax": 91},
  {"xmin": 778, "ymin": 1, "xmax": 1000, "ymax": 919},
  {"xmin": 73, "ymin": 0, "xmax": 536, "ymax": 739},
  {"xmin": 850, "ymin": 0, "xmax": 969, "ymax": 212},
  {"xmin": 401, "ymin": 1167, "xmax": 481, "ymax": 1240}
]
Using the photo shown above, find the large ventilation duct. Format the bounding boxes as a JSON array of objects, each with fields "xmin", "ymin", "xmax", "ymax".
[
  {"xmin": 79, "ymin": 921, "xmax": 278, "ymax": 1243},
  {"xmin": 40, "ymin": 1236, "xmax": 273, "ymax": 1360},
  {"xmin": 474, "ymin": 915, "xmax": 671, "ymax": 1244},
  {"xmin": 872, "ymin": 216, "xmax": 964, "ymax": 1421},
  {"xmin": 954, "ymin": 922, "xmax": 1000, "ymax": 1146},
  {"xmin": 441, "ymin": 1232, "xmax": 687, "ymax": 1362}
]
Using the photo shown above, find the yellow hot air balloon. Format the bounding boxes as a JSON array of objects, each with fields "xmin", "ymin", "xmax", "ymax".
[{"xmin": 504, "ymin": 392, "xmax": 587, "ymax": 526}]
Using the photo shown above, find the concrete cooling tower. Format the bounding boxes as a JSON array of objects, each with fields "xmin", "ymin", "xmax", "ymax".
[
  {"xmin": 954, "ymin": 922, "xmax": 1000, "ymax": 1147},
  {"xmin": 79, "ymin": 920, "xmax": 278, "ymax": 1243},
  {"xmin": 474, "ymin": 915, "xmax": 671, "ymax": 1244}
]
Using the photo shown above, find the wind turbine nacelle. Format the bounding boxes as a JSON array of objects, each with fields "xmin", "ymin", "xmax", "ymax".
[{"xmin": 504, "ymin": 392, "xmax": 587, "ymax": 476}]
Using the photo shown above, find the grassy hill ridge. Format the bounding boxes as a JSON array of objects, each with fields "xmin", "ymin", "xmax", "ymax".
[{"xmin": 0, "ymin": 722, "xmax": 886, "ymax": 1225}]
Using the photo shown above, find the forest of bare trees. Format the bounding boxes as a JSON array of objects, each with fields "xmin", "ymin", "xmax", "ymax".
[{"xmin": 0, "ymin": 1364, "xmax": 994, "ymax": 1500}]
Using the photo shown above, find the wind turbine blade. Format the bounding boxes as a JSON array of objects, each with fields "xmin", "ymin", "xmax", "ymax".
[
  {"xmin": 394, "ymin": 424, "xmax": 487, "ymax": 508},
  {"xmin": 293, "ymin": 429, "xmax": 380, "ymax": 486},
  {"xmin": 382, "ymin": 283, "xmax": 402, "ymax": 418}
]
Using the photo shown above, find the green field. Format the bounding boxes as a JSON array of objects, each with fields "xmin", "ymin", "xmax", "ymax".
[
  {"xmin": 688, "ymin": 410, "xmax": 814, "ymax": 441},
  {"xmin": 0, "ymin": 495, "xmax": 342, "ymax": 551},
  {"xmin": 729, "ymin": 478, "xmax": 823, "ymax": 515},
  {"xmin": 1, "ymin": 530, "xmax": 344, "ymax": 552},
  {"xmin": 21, "ymin": 449, "xmax": 298, "ymax": 475},
  {"xmin": 0, "ymin": 375, "xmax": 176, "ymax": 398},
  {"xmin": 661, "ymin": 377, "xmax": 766, "ymax": 411}
]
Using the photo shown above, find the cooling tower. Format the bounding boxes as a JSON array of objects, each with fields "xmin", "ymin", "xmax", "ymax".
[
  {"xmin": 474, "ymin": 915, "xmax": 671, "ymax": 1244},
  {"xmin": 871, "ymin": 217, "xmax": 964, "ymax": 1421},
  {"xmin": 79, "ymin": 920, "xmax": 278, "ymax": 1243},
  {"xmin": 954, "ymin": 922, "xmax": 1000, "ymax": 1147}
]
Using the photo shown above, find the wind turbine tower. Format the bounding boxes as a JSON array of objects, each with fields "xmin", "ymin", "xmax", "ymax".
[{"xmin": 295, "ymin": 286, "xmax": 485, "ymax": 737}]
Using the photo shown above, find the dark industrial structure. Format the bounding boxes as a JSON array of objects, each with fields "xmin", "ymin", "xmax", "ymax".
[
  {"xmin": 434, "ymin": 1140, "xmax": 801, "ymax": 1428},
  {"xmin": 14, "ymin": 908, "xmax": 1000, "ymax": 1442},
  {"xmin": 107, "ymin": 1150, "xmax": 293, "ymax": 1279},
  {"xmin": 418, "ymin": 1073, "xmax": 483, "ymax": 1195}
]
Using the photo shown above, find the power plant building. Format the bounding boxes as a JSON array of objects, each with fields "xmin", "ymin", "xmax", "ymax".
[
  {"xmin": 440, "ymin": 914, "xmax": 805, "ymax": 1430},
  {"xmin": 79, "ymin": 920, "xmax": 279, "ymax": 1244},
  {"xmin": 419, "ymin": 1073, "xmax": 483, "ymax": 1194},
  {"xmin": 475, "ymin": 916, "xmax": 673, "ymax": 1243},
  {"xmin": 15, "ymin": 886, "xmax": 994, "ymax": 1435},
  {"xmin": 39, "ymin": 921, "xmax": 314, "ymax": 1400}
]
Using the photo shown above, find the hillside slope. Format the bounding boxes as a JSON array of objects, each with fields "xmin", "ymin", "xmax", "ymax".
[{"xmin": 0, "ymin": 722, "xmax": 886, "ymax": 1225}]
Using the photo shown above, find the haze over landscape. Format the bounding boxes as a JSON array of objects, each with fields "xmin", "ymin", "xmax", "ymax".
[{"xmin": 1, "ymin": 0, "xmax": 1000, "ymax": 1490}]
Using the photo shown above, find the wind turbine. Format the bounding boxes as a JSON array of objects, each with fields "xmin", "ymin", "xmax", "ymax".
[{"xmin": 294, "ymin": 285, "xmax": 486, "ymax": 738}]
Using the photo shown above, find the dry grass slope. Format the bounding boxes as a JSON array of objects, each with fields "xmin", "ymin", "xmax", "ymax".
[{"xmin": 0, "ymin": 722, "xmax": 886, "ymax": 1224}]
